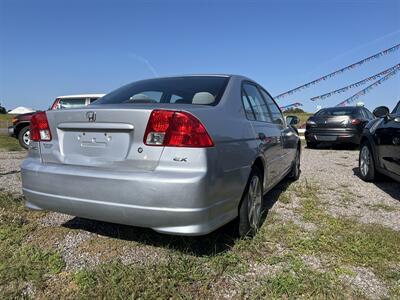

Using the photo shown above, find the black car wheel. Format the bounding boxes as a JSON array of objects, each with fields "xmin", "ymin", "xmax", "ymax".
[
  {"xmin": 359, "ymin": 142, "xmax": 376, "ymax": 182},
  {"xmin": 18, "ymin": 126, "xmax": 30, "ymax": 149},
  {"xmin": 238, "ymin": 167, "xmax": 263, "ymax": 237}
]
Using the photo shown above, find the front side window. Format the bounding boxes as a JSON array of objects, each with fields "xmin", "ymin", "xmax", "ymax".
[
  {"xmin": 242, "ymin": 83, "xmax": 272, "ymax": 122},
  {"xmin": 260, "ymin": 89, "xmax": 284, "ymax": 125},
  {"xmin": 96, "ymin": 76, "xmax": 229, "ymax": 106}
]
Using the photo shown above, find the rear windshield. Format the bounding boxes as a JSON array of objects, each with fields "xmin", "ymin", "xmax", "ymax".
[
  {"xmin": 315, "ymin": 107, "xmax": 360, "ymax": 117},
  {"xmin": 96, "ymin": 76, "xmax": 229, "ymax": 106}
]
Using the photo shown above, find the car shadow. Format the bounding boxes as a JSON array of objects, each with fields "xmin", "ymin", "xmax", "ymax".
[
  {"xmin": 307, "ymin": 143, "xmax": 359, "ymax": 151},
  {"xmin": 62, "ymin": 178, "xmax": 292, "ymax": 256},
  {"xmin": 352, "ymin": 167, "xmax": 400, "ymax": 201}
]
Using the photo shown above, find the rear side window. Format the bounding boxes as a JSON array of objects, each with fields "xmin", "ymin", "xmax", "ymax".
[
  {"xmin": 242, "ymin": 83, "xmax": 272, "ymax": 122},
  {"xmin": 96, "ymin": 76, "xmax": 229, "ymax": 106},
  {"xmin": 57, "ymin": 98, "xmax": 87, "ymax": 109}
]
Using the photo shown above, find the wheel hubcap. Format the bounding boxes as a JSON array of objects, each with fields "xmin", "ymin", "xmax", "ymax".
[
  {"xmin": 360, "ymin": 146, "xmax": 370, "ymax": 177},
  {"xmin": 247, "ymin": 175, "xmax": 262, "ymax": 230},
  {"xmin": 23, "ymin": 131, "xmax": 30, "ymax": 146}
]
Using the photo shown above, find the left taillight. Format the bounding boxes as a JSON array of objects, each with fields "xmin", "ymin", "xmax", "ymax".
[
  {"xmin": 30, "ymin": 111, "xmax": 52, "ymax": 141},
  {"xmin": 351, "ymin": 119, "xmax": 361, "ymax": 125}
]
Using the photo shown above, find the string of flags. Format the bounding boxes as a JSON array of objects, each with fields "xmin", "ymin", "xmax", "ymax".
[
  {"xmin": 280, "ymin": 102, "xmax": 303, "ymax": 110},
  {"xmin": 310, "ymin": 63, "xmax": 400, "ymax": 101},
  {"xmin": 274, "ymin": 43, "xmax": 400, "ymax": 100},
  {"xmin": 336, "ymin": 65, "xmax": 400, "ymax": 107}
]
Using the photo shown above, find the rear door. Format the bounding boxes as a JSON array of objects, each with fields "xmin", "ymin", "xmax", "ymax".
[{"xmin": 242, "ymin": 82, "xmax": 283, "ymax": 185}]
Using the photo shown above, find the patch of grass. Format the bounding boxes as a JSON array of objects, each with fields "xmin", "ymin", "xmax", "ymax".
[
  {"xmin": 0, "ymin": 192, "xmax": 65, "ymax": 298},
  {"xmin": 0, "ymin": 133, "xmax": 22, "ymax": 151},
  {"xmin": 250, "ymin": 258, "xmax": 347, "ymax": 298},
  {"xmin": 285, "ymin": 186, "xmax": 400, "ymax": 297},
  {"xmin": 73, "ymin": 257, "xmax": 214, "ymax": 299},
  {"xmin": 278, "ymin": 191, "xmax": 291, "ymax": 204}
]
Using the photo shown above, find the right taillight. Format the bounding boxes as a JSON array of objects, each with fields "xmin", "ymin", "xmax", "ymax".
[
  {"xmin": 30, "ymin": 111, "xmax": 52, "ymax": 142},
  {"xmin": 144, "ymin": 110, "xmax": 214, "ymax": 147}
]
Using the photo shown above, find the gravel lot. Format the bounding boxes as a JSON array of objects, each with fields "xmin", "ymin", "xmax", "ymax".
[{"xmin": 1, "ymin": 146, "xmax": 399, "ymax": 298}]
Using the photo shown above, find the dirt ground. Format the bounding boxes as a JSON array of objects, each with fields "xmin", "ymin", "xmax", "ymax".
[{"xmin": 1, "ymin": 145, "xmax": 399, "ymax": 298}]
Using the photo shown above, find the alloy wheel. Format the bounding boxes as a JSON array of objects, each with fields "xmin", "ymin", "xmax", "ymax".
[
  {"xmin": 360, "ymin": 146, "xmax": 370, "ymax": 177},
  {"xmin": 247, "ymin": 175, "xmax": 262, "ymax": 230},
  {"xmin": 23, "ymin": 130, "xmax": 30, "ymax": 147}
]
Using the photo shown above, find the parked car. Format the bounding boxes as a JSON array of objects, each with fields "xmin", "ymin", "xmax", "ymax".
[
  {"xmin": 305, "ymin": 106, "xmax": 375, "ymax": 148},
  {"xmin": 359, "ymin": 102, "xmax": 400, "ymax": 182},
  {"xmin": 21, "ymin": 75, "xmax": 301, "ymax": 237},
  {"xmin": 8, "ymin": 94, "xmax": 105, "ymax": 149}
]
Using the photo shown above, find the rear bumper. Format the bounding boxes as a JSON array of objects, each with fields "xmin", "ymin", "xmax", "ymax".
[
  {"xmin": 8, "ymin": 126, "xmax": 15, "ymax": 137},
  {"xmin": 21, "ymin": 158, "xmax": 237, "ymax": 236},
  {"xmin": 305, "ymin": 128, "xmax": 361, "ymax": 144}
]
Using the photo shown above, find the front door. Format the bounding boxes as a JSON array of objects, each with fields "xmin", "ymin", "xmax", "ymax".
[{"xmin": 375, "ymin": 106, "xmax": 400, "ymax": 176}]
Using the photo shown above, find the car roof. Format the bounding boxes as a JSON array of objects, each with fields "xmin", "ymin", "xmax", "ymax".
[{"xmin": 57, "ymin": 94, "xmax": 106, "ymax": 99}]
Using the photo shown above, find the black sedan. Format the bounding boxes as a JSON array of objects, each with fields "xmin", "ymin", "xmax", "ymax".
[
  {"xmin": 305, "ymin": 106, "xmax": 375, "ymax": 148},
  {"xmin": 359, "ymin": 102, "xmax": 400, "ymax": 183}
]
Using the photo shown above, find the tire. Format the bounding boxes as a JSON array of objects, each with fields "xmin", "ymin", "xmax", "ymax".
[
  {"xmin": 306, "ymin": 141, "xmax": 317, "ymax": 149},
  {"xmin": 359, "ymin": 142, "xmax": 376, "ymax": 182},
  {"xmin": 288, "ymin": 148, "xmax": 301, "ymax": 181},
  {"xmin": 18, "ymin": 126, "xmax": 30, "ymax": 149},
  {"xmin": 238, "ymin": 167, "xmax": 263, "ymax": 238}
]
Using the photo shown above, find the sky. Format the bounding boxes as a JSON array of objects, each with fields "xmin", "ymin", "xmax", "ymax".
[{"xmin": 0, "ymin": 0, "xmax": 399, "ymax": 112}]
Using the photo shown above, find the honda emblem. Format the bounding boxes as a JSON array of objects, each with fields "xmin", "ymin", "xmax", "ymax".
[{"xmin": 86, "ymin": 111, "xmax": 96, "ymax": 122}]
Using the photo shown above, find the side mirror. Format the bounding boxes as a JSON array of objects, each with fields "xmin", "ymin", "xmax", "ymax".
[
  {"xmin": 286, "ymin": 115, "xmax": 300, "ymax": 126},
  {"xmin": 373, "ymin": 106, "xmax": 390, "ymax": 118}
]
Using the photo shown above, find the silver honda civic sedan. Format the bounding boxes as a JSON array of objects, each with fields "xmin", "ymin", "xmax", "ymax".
[{"xmin": 21, "ymin": 75, "xmax": 301, "ymax": 237}]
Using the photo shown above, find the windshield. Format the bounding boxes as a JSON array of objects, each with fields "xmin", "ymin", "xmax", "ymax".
[
  {"xmin": 96, "ymin": 76, "xmax": 229, "ymax": 106},
  {"xmin": 392, "ymin": 101, "xmax": 400, "ymax": 114}
]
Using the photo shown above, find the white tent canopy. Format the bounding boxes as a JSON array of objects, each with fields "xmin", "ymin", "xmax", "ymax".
[{"xmin": 8, "ymin": 106, "xmax": 36, "ymax": 115}]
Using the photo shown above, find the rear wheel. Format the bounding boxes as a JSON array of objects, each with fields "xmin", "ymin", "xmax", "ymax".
[
  {"xmin": 238, "ymin": 167, "xmax": 263, "ymax": 237},
  {"xmin": 359, "ymin": 142, "xmax": 375, "ymax": 182},
  {"xmin": 18, "ymin": 126, "xmax": 30, "ymax": 149}
]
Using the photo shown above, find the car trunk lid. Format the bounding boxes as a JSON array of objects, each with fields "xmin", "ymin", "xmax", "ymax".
[{"xmin": 40, "ymin": 107, "xmax": 162, "ymax": 171}]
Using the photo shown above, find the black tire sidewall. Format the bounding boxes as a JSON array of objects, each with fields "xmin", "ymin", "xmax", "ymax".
[
  {"xmin": 359, "ymin": 142, "xmax": 375, "ymax": 181},
  {"xmin": 18, "ymin": 126, "xmax": 30, "ymax": 149},
  {"xmin": 238, "ymin": 167, "xmax": 263, "ymax": 237}
]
